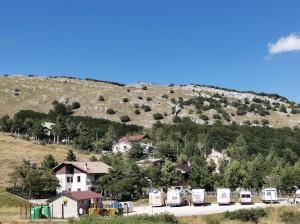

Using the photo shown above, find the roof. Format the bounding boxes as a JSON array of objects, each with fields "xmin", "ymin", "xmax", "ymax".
[
  {"xmin": 206, "ymin": 149, "xmax": 231, "ymax": 161},
  {"xmin": 63, "ymin": 191, "xmax": 102, "ymax": 201},
  {"xmin": 176, "ymin": 163, "xmax": 191, "ymax": 173},
  {"xmin": 136, "ymin": 158, "xmax": 163, "ymax": 165},
  {"xmin": 42, "ymin": 122, "xmax": 56, "ymax": 130},
  {"xmin": 118, "ymin": 135, "xmax": 146, "ymax": 143},
  {"xmin": 54, "ymin": 161, "xmax": 111, "ymax": 174}
]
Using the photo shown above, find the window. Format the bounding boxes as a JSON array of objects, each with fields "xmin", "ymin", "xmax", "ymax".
[
  {"xmin": 67, "ymin": 177, "xmax": 73, "ymax": 183},
  {"xmin": 78, "ymin": 188, "xmax": 81, "ymax": 191},
  {"xmin": 77, "ymin": 176, "xmax": 81, "ymax": 182}
]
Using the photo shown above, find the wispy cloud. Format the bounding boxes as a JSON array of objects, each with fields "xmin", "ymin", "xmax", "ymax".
[{"xmin": 267, "ymin": 33, "xmax": 300, "ymax": 58}]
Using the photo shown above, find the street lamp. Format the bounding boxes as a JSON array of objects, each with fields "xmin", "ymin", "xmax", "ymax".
[
  {"xmin": 265, "ymin": 176, "xmax": 272, "ymax": 188},
  {"xmin": 145, "ymin": 178, "xmax": 153, "ymax": 215}
]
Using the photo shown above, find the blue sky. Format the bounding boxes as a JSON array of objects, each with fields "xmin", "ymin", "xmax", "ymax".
[{"xmin": 1, "ymin": 1, "xmax": 300, "ymax": 102}]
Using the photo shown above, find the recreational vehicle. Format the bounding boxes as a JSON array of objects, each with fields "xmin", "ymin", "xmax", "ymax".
[
  {"xmin": 239, "ymin": 191, "xmax": 252, "ymax": 205},
  {"xmin": 261, "ymin": 188, "xmax": 277, "ymax": 203},
  {"xmin": 217, "ymin": 188, "xmax": 231, "ymax": 205},
  {"xmin": 294, "ymin": 190, "xmax": 300, "ymax": 204},
  {"xmin": 191, "ymin": 189, "xmax": 206, "ymax": 205},
  {"xmin": 166, "ymin": 190, "xmax": 186, "ymax": 207},
  {"xmin": 149, "ymin": 190, "xmax": 166, "ymax": 206}
]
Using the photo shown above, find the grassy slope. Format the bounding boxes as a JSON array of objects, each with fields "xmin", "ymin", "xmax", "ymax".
[{"xmin": 0, "ymin": 133, "xmax": 97, "ymax": 188}]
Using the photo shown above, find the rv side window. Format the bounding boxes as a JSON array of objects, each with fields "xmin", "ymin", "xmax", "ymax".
[{"xmin": 267, "ymin": 192, "xmax": 271, "ymax": 196}]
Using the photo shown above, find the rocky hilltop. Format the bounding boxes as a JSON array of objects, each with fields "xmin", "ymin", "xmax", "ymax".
[{"xmin": 1, "ymin": 74, "xmax": 300, "ymax": 128}]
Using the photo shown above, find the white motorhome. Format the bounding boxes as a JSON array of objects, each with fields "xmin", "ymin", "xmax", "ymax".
[
  {"xmin": 294, "ymin": 190, "xmax": 300, "ymax": 204},
  {"xmin": 166, "ymin": 190, "xmax": 185, "ymax": 207},
  {"xmin": 191, "ymin": 189, "xmax": 206, "ymax": 205},
  {"xmin": 217, "ymin": 188, "xmax": 231, "ymax": 205},
  {"xmin": 239, "ymin": 191, "xmax": 252, "ymax": 205},
  {"xmin": 261, "ymin": 188, "xmax": 277, "ymax": 203},
  {"xmin": 149, "ymin": 190, "xmax": 166, "ymax": 206}
]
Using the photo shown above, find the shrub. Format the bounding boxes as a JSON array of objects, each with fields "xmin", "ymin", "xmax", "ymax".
[
  {"xmin": 172, "ymin": 116, "xmax": 181, "ymax": 123},
  {"xmin": 170, "ymin": 89, "xmax": 175, "ymax": 94},
  {"xmin": 162, "ymin": 94, "xmax": 168, "ymax": 99},
  {"xmin": 142, "ymin": 85, "xmax": 148, "ymax": 90},
  {"xmin": 170, "ymin": 98, "xmax": 176, "ymax": 104},
  {"xmin": 146, "ymin": 97, "xmax": 152, "ymax": 101},
  {"xmin": 134, "ymin": 109, "xmax": 141, "ymax": 115},
  {"xmin": 200, "ymin": 114, "xmax": 209, "ymax": 121},
  {"xmin": 168, "ymin": 83, "xmax": 175, "ymax": 87},
  {"xmin": 142, "ymin": 105, "xmax": 151, "ymax": 112},
  {"xmin": 164, "ymin": 112, "xmax": 168, "ymax": 116},
  {"xmin": 127, "ymin": 89, "xmax": 130, "ymax": 92},
  {"xmin": 153, "ymin": 113, "xmax": 164, "ymax": 120},
  {"xmin": 138, "ymin": 96, "xmax": 143, "ymax": 100},
  {"xmin": 123, "ymin": 98, "xmax": 129, "ymax": 103},
  {"xmin": 213, "ymin": 114, "xmax": 222, "ymax": 119},
  {"xmin": 134, "ymin": 103, "xmax": 140, "ymax": 108},
  {"xmin": 224, "ymin": 208, "xmax": 267, "ymax": 223},
  {"xmin": 120, "ymin": 115, "xmax": 131, "ymax": 123},
  {"xmin": 261, "ymin": 119, "xmax": 269, "ymax": 126},
  {"xmin": 71, "ymin": 102, "xmax": 81, "ymax": 110},
  {"xmin": 106, "ymin": 108, "xmax": 116, "ymax": 114},
  {"xmin": 280, "ymin": 211, "xmax": 300, "ymax": 224},
  {"xmin": 98, "ymin": 95, "xmax": 105, "ymax": 101}
]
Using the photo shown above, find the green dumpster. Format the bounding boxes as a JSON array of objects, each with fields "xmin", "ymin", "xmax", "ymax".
[
  {"xmin": 31, "ymin": 206, "xmax": 42, "ymax": 220},
  {"xmin": 42, "ymin": 206, "xmax": 50, "ymax": 218}
]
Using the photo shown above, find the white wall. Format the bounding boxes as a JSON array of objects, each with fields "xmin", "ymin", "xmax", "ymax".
[
  {"xmin": 56, "ymin": 173, "xmax": 88, "ymax": 193},
  {"xmin": 49, "ymin": 196, "xmax": 78, "ymax": 218}
]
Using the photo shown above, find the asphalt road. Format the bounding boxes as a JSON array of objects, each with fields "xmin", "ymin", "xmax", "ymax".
[{"xmin": 129, "ymin": 201, "xmax": 290, "ymax": 217}]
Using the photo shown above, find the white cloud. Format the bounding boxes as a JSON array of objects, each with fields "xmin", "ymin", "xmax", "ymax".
[{"xmin": 268, "ymin": 33, "xmax": 300, "ymax": 57}]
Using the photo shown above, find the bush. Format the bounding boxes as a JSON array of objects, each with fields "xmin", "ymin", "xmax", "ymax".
[
  {"xmin": 172, "ymin": 116, "xmax": 181, "ymax": 123},
  {"xmin": 72, "ymin": 102, "xmax": 81, "ymax": 110},
  {"xmin": 146, "ymin": 97, "xmax": 152, "ymax": 101},
  {"xmin": 170, "ymin": 89, "xmax": 175, "ymax": 94},
  {"xmin": 120, "ymin": 115, "xmax": 131, "ymax": 123},
  {"xmin": 224, "ymin": 208, "xmax": 267, "ymax": 223},
  {"xmin": 142, "ymin": 85, "xmax": 148, "ymax": 90},
  {"xmin": 162, "ymin": 94, "xmax": 168, "ymax": 99},
  {"xmin": 280, "ymin": 210, "xmax": 300, "ymax": 224},
  {"xmin": 138, "ymin": 96, "xmax": 143, "ymax": 100},
  {"xmin": 134, "ymin": 103, "xmax": 140, "ymax": 108},
  {"xmin": 134, "ymin": 109, "xmax": 141, "ymax": 115},
  {"xmin": 123, "ymin": 98, "xmax": 129, "ymax": 103},
  {"xmin": 106, "ymin": 108, "xmax": 116, "ymax": 114},
  {"xmin": 98, "ymin": 95, "xmax": 105, "ymax": 101},
  {"xmin": 153, "ymin": 113, "xmax": 164, "ymax": 120},
  {"xmin": 142, "ymin": 105, "xmax": 151, "ymax": 112},
  {"xmin": 200, "ymin": 114, "xmax": 209, "ymax": 121},
  {"xmin": 213, "ymin": 114, "xmax": 222, "ymax": 119}
]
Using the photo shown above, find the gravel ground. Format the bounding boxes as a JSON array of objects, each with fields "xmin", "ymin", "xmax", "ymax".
[{"xmin": 127, "ymin": 200, "xmax": 290, "ymax": 217}]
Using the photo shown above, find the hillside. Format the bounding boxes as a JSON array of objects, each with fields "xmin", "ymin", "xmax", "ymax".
[
  {"xmin": 0, "ymin": 133, "xmax": 95, "ymax": 188},
  {"xmin": 1, "ymin": 74, "xmax": 300, "ymax": 128}
]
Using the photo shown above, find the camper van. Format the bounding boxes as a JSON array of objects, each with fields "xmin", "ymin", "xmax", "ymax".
[
  {"xmin": 239, "ymin": 191, "xmax": 252, "ymax": 205},
  {"xmin": 294, "ymin": 190, "xmax": 300, "ymax": 204},
  {"xmin": 149, "ymin": 190, "xmax": 166, "ymax": 206},
  {"xmin": 261, "ymin": 188, "xmax": 277, "ymax": 203},
  {"xmin": 217, "ymin": 188, "xmax": 231, "ymax": 205},
  {"xmin": 191, "ymin": 189, "xmax": 206, "ymax": 205},
  {"xmin": 166, "ymin": 190, "xmax": 185, "ymax": 207}
]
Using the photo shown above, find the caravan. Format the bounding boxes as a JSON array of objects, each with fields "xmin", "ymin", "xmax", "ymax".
[
  {"xmin": 239, "ymin": 191, "xmax": 252, "ymax": 205},
  {"xmin": 166, "ymin": 190, "xmax": 186, "ymax": 207},
  {"xmin": 217, "ymin": 188, "xmax": 231, "ymax": 205},
  {"xmin": 295, "ymin": 190, "xmax": 300, "ymax": 204},
  {"xmin": 261, "ymin": 188, "xmax": 277, "ymax": 203},
  {"xmin": 149, "ymin": 190, "xmax": 166, "ymax": 206},
  {"xmin": 191, "ymin": 189, "xmax": 206, "ymax": 205}
]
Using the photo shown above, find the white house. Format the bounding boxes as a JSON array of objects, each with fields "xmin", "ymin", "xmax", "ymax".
[
  {"xmin": 112, "ymin": 142, "xmax": 132, "ymax": 154},
  {"xmin": 48, "ymin": 190, "xmax": 102, "ymax": 218},
  {"xmin": 53, "ymin": 162, "xmax": 111, "ymax": 193},
  {"xmin": 112, "ymin": 135, "xmax": 155, "ymax": 154}
]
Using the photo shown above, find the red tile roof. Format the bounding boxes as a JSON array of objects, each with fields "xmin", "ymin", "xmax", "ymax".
[
  {"xmin": 118, "ymin": 135, "xmax": 146, "ymax": 143},
  {"xmin": 63, "ymin": 191, "xmax": 102, "ymax": 201}
]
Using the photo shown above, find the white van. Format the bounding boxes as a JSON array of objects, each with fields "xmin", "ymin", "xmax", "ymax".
[
  {"xmin": 166, "ymin": 190, "xmax": 185, "ymax": 207},
  {"xmin": 295, "ymin": 190, "xmax": 300, "ymax": 204},
  {"xmin": 261, "ymin": 188, "xmax": 277, "ymax": 203},
  {"xmin": 192, "ymin": 189, "xmax": 206, "ymax": 205},
  {"xmin": 239, "ymin": 191, "xmax": 252, "ymax": 205},
  {"xmin": 149, "ymin": 190, "xmax": 166, "ymax": 206},
  {"xmin": 217, "ymin": 188, "xmax": 231, "ymax": 205}
]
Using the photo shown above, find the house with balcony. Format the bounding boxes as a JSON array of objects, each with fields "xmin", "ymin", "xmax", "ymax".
[{"xmin": 53, "ymin": 161, "xmax": 111, "ymax": 193}]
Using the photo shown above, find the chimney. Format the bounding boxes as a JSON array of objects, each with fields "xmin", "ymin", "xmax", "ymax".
[{"xmin": 84, "ymin": 163, "xmax": 88, "ymax": 170}]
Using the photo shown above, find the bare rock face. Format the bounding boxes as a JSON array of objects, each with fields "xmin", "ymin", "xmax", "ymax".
[
  {"xmin": 59, "ymin": 97, "xmax": 69, "ymax": 104},
  {"xmin": 172, "ymin": 104, "xmax": 184, "ymax": 117}
]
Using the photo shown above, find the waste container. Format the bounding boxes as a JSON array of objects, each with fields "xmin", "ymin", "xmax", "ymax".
[
  {"xmin": 117, "ymin": 207, "xmax": 124, "ymax": 215},
  {"xmin": 41, "ymin": 206, "xmax": 50, "ymax": 218},
  {"xmin": 107, "ymin": 208, "xmax": 115, "ymax": 217},
  {"xmin": 31, "ymin": 206, "xmax": 42, "ymax": 220},
  {"xmin": 109, "ymin": 202, "xmax": 122, "ymax": 209}
]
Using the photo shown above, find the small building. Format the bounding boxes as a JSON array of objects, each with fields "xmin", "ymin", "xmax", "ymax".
[
  {"xmin": 136, "ymin": 157, "xmax": 163, "ymax": 167},
  {"xmin": 112, "ymin": 135, "xmax": 150, "ymax": 154},
  {"xmin": 54, "ymin": 162, "xmax": 111, "ymax": 193},
  {"xmin": 48, "ymin": 190, "xmax": 102, "ymax": 218}
]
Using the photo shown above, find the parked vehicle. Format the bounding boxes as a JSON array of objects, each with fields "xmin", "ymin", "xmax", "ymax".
[
  {"xmin": 149, "ymin": 189, "xmax": 166, "ymax": 206},
  {"xmin": 191, "ymin": 189, "xmax": 206, "ymax": 205},
  {"xmin": 261, "ymin": 187, "xmax": 277, "ymax": 203},
  {"xmin": 294, "ymin": 190, "xmax": 300, "ymax": 204},
  {"xmin": 217, "ymin": 188, "xmax": 231, "ymax": 205},
  {"xmin": 239, "ymin": 191, "xmax": 252, "ymax": 205},
  {"xmin": 166, "ymin": 190, "xmax": 186, "ymax": 207}
]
